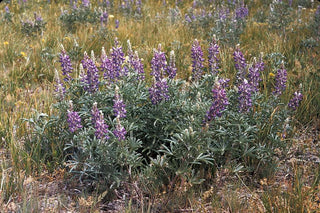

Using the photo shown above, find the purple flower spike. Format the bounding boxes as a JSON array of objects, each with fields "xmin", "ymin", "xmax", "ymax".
[
  {"xmin": 110, "ymin": 38, "xmax": 126, "ymax": 79},
  {"xmin": 113, "ymin": 87, "xmax": 126, "ymax": 118},
  {"xmin": 151, "ymin": 44, "xmax": 167, "ymax": 81},
  {"xmin": 59, "ymin": 46, "xmax": 73, "ymax": 82},
  {"xmin": 233, "ymin": 45, "xmax": 247, "ymax": 81},
  {"xmin": 166, "ymin": 50, "xmax": 177, "ymax": 79},
  {"xmin": 191, "ymin": 39, "xmax": 204, "ymax": 81},
  {"xmin": 288, "ymin": 91, "xmax": 303, "ymax": 111},
  {"xmin": 149, "ymin": 78, "xmax": 170, "ymax": 105},
  {"xmin": 208, "ymin": 36, "xmax": 220, "ymax": 75},
  {"xmin": 101, "ymin": 47, "xmax": 115, "ymax": 82},
  {"xmin": 100, "ymin": 10, "xmax": 108, "ymax": 27},
  {"xmin": 54, "ymin": 69, "xmax": 66, "ymax": 101},
  {"xmin": 248, "ymin": 57, "xmax": 263, "ymax": 92},
  {"xmin": 238, "ymin": 79, "xmax": 252, "ymax": 113},
  {"xmin": 91, "ymin": 102, "xmax": 109, "ymax": 140},
  {"xmin": 113, "ymin": 117, "xmax": 126, "ymax": 141},
  {"xmin": 204, "ymin": 78, "xmax": 229, "ymax": 123},
  {"xmin": 81, "ymin": 52, "xmax": 100, "ymax": 93},
  {"xmin": 273, "ymin": 63, "xmax": 287, "ymax": 96},
  {"xmin": 115, "ymin": 19, "xmax": 120, "ymax": 29},
  {"xmin": 67, "ymin": 101, "xmax": 82, "ymax": 133},
  {"xmin": 131, "ymin": 51, "xmax": 145, "ymax": 80}
]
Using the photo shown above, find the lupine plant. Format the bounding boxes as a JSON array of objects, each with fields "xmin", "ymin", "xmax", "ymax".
[
  {"xmin": 2, "ymin": 6, "xmax": 13, "ymax": 22},
  {"xmin": 21, "ymin": 12, "xmax": 46, "ymax": 36},
  {"xmin": 24, "ymin": 39, "xmax": 303, "ymax": 196},
  {"xmin": 59, "ymin": 1, "xmax": 100, "ymax": 31}
]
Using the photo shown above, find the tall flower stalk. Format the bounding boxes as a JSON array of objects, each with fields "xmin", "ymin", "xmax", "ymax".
[
  {"xmin": 204, "ymin": 78, "xmax": 229, "ymax": 123},
  {"xmin": 248, "ymin": 57, "xmax": 263, "ymax": 92},
  {"xmin": 91, "ymin": 102, "xmax": 109, "ymax": 140},
  {"xmin": 208, "ymin": 36, "xmax": 220, "ymax": 75},
  {"xmin": 81, "ymin": 52, "xmax": 100, "ymax": 93},
  {"xmin": 273, "ymin": 63, "xmax": 287, "ymax": 96},
  {"xmin": 238, "ymin": 79, "xmax": 252, "ymax": 113},
  {"xmin": 149, "ymin": 78, "xmax": 169, "ymax": 105},
  {"xmin": 113, "ymin": 87, "xmax": 126, "ymax": 118},
  {"xmin": 166, "ymin": 50, "xmax": 177, "ymax": 79},
  {"xmin": 54, "ymin": 69, "xmax": 66, "ymax": 101},
  {"xmin": 59, "ymin": 45, "xmax": 73, "ymax": 82},
  {"xmin": 191, "ymin": 39, "xmax": 204, "ymax": 81},
  {"xmin": 233, "ymin": 44, "xmax": 247, "ymax": 81},
  {"xmin": 67, "ymin": 101, "xmax": 82, "ymax": 133},
  {"xmin": 113, "ymin": 117, "xmax": 126, "ymax": 141},
  {"xmin": 151, "ymin": 44, "xmax": 167, "ymax": 81}
]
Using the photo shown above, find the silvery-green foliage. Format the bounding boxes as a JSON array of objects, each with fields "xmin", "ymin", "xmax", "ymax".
[
  {"xmin": 59, "ymin": 5, "xmax": 100, "ymax": 31},
  {"xmin": 24, "ymin": 43, "xmax": 301, "ymax": 192}
]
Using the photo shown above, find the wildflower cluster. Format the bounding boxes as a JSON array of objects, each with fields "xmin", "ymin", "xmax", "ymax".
[
  {"xmin": 21, "ymin": 13, "xmax": 46, "ymax": 36},
  {"xmin": 60, "ymin": 1, "xmax": 100, "ymax": 31},
  {"xmin": 26, "ymin": 40, "xmax": 304, "ymax": 194},
  {"xmin": 288, "ymin": 91, "xmax": 303, "ymax": 111}
]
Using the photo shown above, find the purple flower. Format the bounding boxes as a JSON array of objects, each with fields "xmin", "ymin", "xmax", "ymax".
[
  {"xmin": 234, "ymin": 1, "xmax": 249, "ymax": 20},
  {"xmin": 233, "ymin": 45, "xmax": 247, "ymax": 81},
  {"xmin": 100, "ymin": 47, "xmax": 116, "ymax": 82},
  {"xmin": 288, "ymin": 91, "xmax": 303, "ymax": 110},
  {"xmin": 91, "ymin": 103, "xmax": 109, "ymax": 140},
  {"xmin": 5, "ymin": 6, "xmax": 10, "ymax": 13},
  {"xmin": 113, "ymin": 117, "xmax": 126, "ymax": 141},
  {"xmin": 113, "ymin": 87, "xmax": 126, "ymax": 118},
  {"xmin": 59, "ymin": 48, "xmax": 73, "ymax": 82},
  {"xmin": 218, "ymin": 7, "xmax": 229, "ymax": 21},
  {"xmin": 100, "ymin": 10, "xmax": 108, "ymax": 27},
  {"xmin": 110, "ymin": 38, "xmax": 126, "ymax": 79},
  {"xmin": 131, "ymin": 51, "xmax": 145, "ymax": 80},
  {"xmin": 82, "ymin": 0, "xmax": 90, "ymax": 7},
  {"xmin": 273, "ymin": 63, "xmax": 287, "ymax": 96},
  {"xmin": 218, "ymin": 78, "xmax": 230, "ymax": 88},
  {"xmin": 67, "ymin": 101, "xmax": 82, "ymax": 133},
  {"xmin": 191, "ymin": 39, "xmax": 204, "ymax": 81},
  {"xmin": 248, "ymin": 57, "xmax": 263, "ymax": 92},
  {"xmin": 81, "ymin": 52, "xmax": 100, "ymax": 93},
  {"xmin": 166, "ymin": 50, "xmax": 177, "ymax": 79},
  {"xmin": 238, "ymin": 79, "xmax": 252, "ymax": 113},
  {"xmin": 54, "ymin": 69, "xmax": 66, "ymax": 101},
  {"xmin": 208, "ymin": 36, "xmax": 220, "ymax": 74},
  {"xmin": 185, "ymin": 15, "xmax": 192, "ymax": 23},
  {"xmin": 149, "ymin": 78, "xmax": 170, "ymax": 105},
  {"xmin": 204, "ymin": 78, "xmax": 229, "ymax": 123},
  {"xmin": 151, "ymin": 44, "xmax": 167, "ymax": 81},
  {"xmin": 34, "ymin": 13, "xmax": 43, "ymax": 22},
  {"xmin": 115, "ymin": 19, "xmax": 119, "ymax": 29}
]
